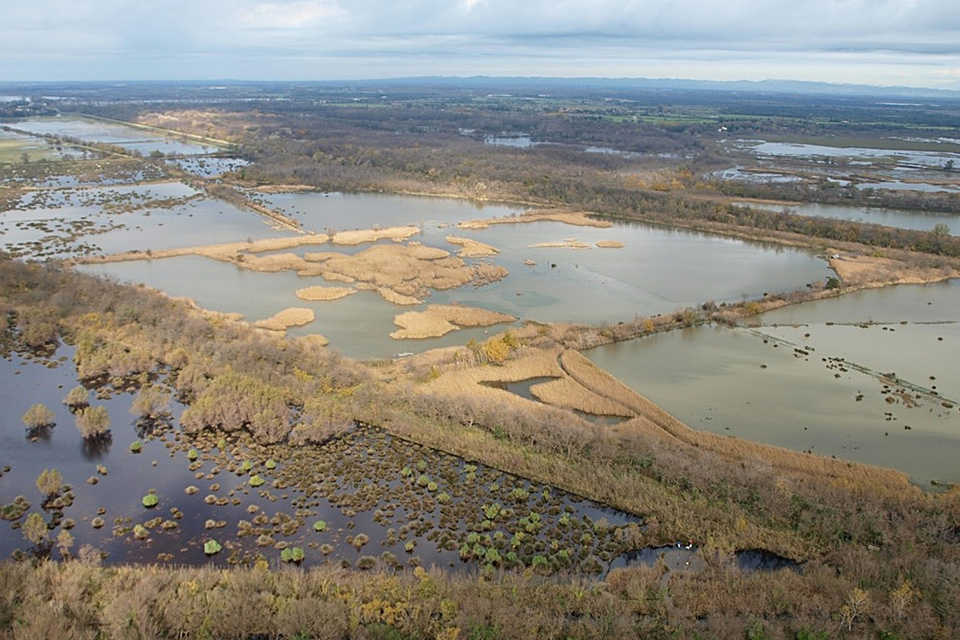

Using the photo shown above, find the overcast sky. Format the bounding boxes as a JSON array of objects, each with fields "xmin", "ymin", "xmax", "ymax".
[{"xmin": 3, "ymin": 0, "xmax": 960, "ymax": 89}]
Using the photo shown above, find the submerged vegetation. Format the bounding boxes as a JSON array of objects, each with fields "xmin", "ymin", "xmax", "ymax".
[{"xmin": 2, "ymin": 80, "xmax": 960, "ymax": 637}]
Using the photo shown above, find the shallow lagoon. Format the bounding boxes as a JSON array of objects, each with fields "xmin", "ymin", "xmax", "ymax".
[
  {"xmin": 78, "ymin": 192, "xmax": 832, "ymax": 358},
  {"xmin": 587, "ymin": 281, "xmax": 960, "ymax": 485}
]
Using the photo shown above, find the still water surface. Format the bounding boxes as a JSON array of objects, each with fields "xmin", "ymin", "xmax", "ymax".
[
  {"xmin": 748, "ymin": 201, "xmax": 960, "ymax": 236},
  {"xmin": 78, "ymin": 192, "xmax": 831, "ymax": 358},
  {"xmin": 587, "ymin": 281, "xmax": 960, "ymax": 485}
]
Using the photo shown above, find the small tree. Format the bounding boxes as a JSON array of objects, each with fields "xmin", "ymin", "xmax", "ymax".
[
  {"xmin": 22, "ymin": 512, "xmax": 47, "ymax": 547},
  {"xmin": 838, "ymin": 587, "xmax": 870, "ymax": 631},
  {"xmin": 22, "ymin": 404, "xmax": 55, "ymax": 430},
  {"xmin": 35, "ymin": 468, "xmax": 63, "ymax": 501},
  {"xmin": 56, "ymin": 529, "xmax": 74, "ymax": 560},
  {"xmin": 75, "ymin": 405, "xmax": 111, "ymax": 440}
]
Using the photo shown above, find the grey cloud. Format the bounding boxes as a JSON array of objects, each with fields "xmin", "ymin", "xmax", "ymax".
[{"xmin": 2, "ymin": 0, "xmax": 960, "ymax": 86}]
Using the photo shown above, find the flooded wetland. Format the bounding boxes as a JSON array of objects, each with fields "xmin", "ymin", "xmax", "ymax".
[{"xmin": 2, "ymin": 107, "xmax": 960, "ymax": 581}]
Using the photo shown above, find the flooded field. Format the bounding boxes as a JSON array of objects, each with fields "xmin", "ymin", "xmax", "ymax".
[
  {"xmin": 745, "ymin": 140, "xmax": 960, "ymax": 170},
  {"xmin": 0, "ymin": 128, "xmax": 74, "ymax": 164},
  {"xmin": 0, "ymin": 344, "xmax": 641, "ymax": 573},
  {"xmin": 587, "ymin": 281, "xmax": 960, "ymax": 485},
  {"xmin": 9, "ymin": 115, "xmax": 222, "ymax": 156},
  {"xmin": 1, "ymin": 182, "xmax": 289, "ymax": 260}
]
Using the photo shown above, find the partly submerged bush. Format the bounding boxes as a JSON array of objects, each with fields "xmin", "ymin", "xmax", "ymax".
[
  {"xmin": 75, "ymin": 406, "xmax": 110, "ymax": 441},
  {"xmin": 63, "ymin": 385, "xmax": 89, "ymax": 410}
]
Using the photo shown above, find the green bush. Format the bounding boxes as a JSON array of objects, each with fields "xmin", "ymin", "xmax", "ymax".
[
  {"xmin": 142, "ymin": 493, "xmax": 158, "ymax": 508},
  {"xmin": 281, "ymin": 546, "xmax": 305, "ymax": 563}
]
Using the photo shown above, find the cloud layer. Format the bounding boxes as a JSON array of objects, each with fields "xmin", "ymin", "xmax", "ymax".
[{"xmin": 3, "ymin": 0, "xmax": 960, "ymax": 88}]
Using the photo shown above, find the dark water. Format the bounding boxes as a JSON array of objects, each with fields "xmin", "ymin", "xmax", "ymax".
[
  {"xmin": 610, "ymin": 545, "xmax": 799, "ymax": 574},
  {"xmin": 1, "ymin": 345, "xmax": 641, "ymax": 573}
]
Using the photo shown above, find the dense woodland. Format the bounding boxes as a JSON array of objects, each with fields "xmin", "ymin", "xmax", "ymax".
[{"xmin": 3, "ymin": 82, "xmax": 960, "ymax": 638}]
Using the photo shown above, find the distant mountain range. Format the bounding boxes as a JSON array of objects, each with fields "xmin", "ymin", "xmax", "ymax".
[
  {"xmin": 368, "ymin": 76, "xmax": 960, "ymax": 100},
  {"xmin": 3, "ymin": 76, "xmax": 959, "ymax": 102}
]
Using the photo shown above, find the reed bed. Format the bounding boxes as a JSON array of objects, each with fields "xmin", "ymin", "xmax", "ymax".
[
  {"xmin": 529, "ymin": 240, "xmax": 592, "ymax": 250},
  {"xmin": 330, "ymin": 225, "xmax": 420, "ymax": 245},
  {"xmin": 828, "ymin": 251, "xmax": 959, "ymax": 287},
  {"xmin": 252, "ymin": 307, "xmax": 315, "ymax": 332},
  {"xmin": 295, "ymin": 285, "xmax": 357, "ymax": 301},
  {"xmin": 377, "ymin": 288, "xmax": 422, "ymax": 305},
  {"xmin": 391, "ymin": 305, "xmax": 515, "ymax": 339},
  {"xmin": 446, "ymin": 235, "xmax": 500, "ymax": 257},
  {"xmin": 457, "ymin": 209, "xmax": 614, "ymax": 230},
  {"xmin": 529, "ymin": 377, "xmax": 635, "ymax": 417}
]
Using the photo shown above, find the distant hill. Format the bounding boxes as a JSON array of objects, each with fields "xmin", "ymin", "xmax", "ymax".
[
  {"xmin": 2, "ymin": 76, "xmax": 959, "ymax": 104},
  {"xmin": 366, "ymin": 76, "xmax": 960, "ymax": 100}
]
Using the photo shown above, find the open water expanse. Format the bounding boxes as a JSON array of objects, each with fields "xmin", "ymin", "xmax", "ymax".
[
  {"xmin": 587, "ymin": 281, "xmax": 960, "ymax": 485},
  {"xmin": 78, "ymin": 191, "xmax": 831, "ymax": 358}
]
